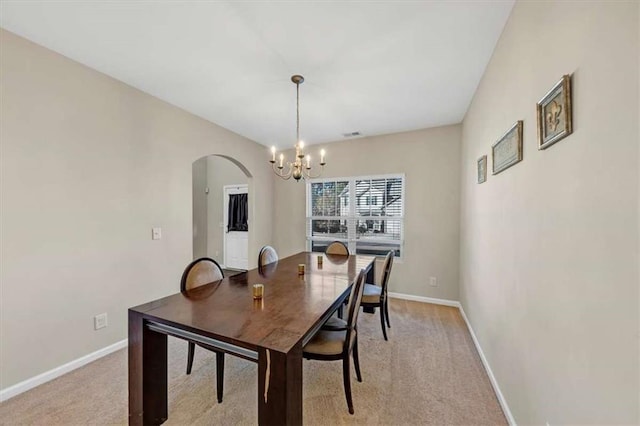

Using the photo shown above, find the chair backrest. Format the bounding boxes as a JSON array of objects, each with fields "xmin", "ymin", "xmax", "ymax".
[
  {"xmin": 325, "ymin": 241, "xmax": 349, "ymax": 256},
  {"xmin": 258, "ymin": 245, "xmax": 278, "ymax": 267},
  {"xmin": 344, "ymin": 268, "xmax": 366, "ymax": 352},
  {"xmin": 380, "ymin": 251, "xmax": 395, "ymax": 296},
  {"xmin": 180, "ymin": 257, "xmax": 224, "ymax": 292}
]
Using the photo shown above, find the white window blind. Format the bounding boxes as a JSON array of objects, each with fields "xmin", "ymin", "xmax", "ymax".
[{"xmin": 306, "ymin": 174, "xmax": 404, "ymax": 257}]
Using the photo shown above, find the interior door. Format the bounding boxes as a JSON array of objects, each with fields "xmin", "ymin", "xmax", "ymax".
[{"xmin": 223, "ymin": 185, "xmax": 248, "ymax": 270}]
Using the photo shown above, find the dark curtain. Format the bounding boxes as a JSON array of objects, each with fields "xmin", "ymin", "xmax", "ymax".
[{"xmin": 228, "ymin": 193, "xmax": 248, "ymax": 232}]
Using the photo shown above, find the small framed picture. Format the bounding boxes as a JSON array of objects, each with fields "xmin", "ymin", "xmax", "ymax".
[
  {"xmin": 477, "ymin": 155, "xmax": 487, "ymax": 184},
  {"xmin": 537, "ymin": 74, "xmax": 572, "ymax": 150},
  {"xmin": 492, "ymin": 121, "xmax": 523, "ymax": 175}
]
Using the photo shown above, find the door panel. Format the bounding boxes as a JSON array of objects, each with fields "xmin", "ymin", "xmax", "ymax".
[{"xmin": 224, "ymin": 185, "xmax": 248, "ymax": 270}]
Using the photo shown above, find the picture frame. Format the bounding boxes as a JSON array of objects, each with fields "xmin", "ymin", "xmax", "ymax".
[
  {"xmin": 492, "ymin": 121, "xmax": 523, "ymax": 175},
  {"xmin": 537, "ymin": 74, "xmax": 572, "ymax": 150},
  {"xmin": 477, "ymin": 155, "xmax": 487, "ymax": 184}
]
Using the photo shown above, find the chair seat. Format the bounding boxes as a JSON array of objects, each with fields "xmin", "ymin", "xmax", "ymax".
[
  {"xmin": 322, "ymin": 316, "xmax": 348, "ymax": 330},
  {"xmin": 362, "ymin": 283, "xmax": 382, "ymax": 304},
  {"xmin": 304, "ymin": 329, "xmax": 355, "ymax": 356}
]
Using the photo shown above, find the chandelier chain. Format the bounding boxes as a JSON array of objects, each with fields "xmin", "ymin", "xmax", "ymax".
[{"xmin": 296, "ymin": 81, "xmax": 300, "ymax": 144}]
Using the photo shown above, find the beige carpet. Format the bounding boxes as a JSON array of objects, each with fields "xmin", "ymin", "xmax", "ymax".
[{"xmin": 0, "ymin": 299, "xmax": 507, "ymax": 425}]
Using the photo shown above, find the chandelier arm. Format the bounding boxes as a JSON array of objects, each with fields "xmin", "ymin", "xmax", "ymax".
[
  {"xmin": 302, "ymin": 164, "xmax": 325, "ymax": 180},
  {"xmin": 272, "ymin": 162, "xmax": 293, "ymax": 180}
]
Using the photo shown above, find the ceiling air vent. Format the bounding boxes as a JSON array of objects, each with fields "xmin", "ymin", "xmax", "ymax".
[{"xmin": 342, "ymin": 131, "xmax": 361, "ymax": 138}]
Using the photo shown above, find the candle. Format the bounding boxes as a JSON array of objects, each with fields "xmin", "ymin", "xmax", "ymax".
[
  {"xmin": 306, "ymin": 155, "xmax": 311, "ymax": 168},
  {"xmin": 279, "ymin": 153, "xmax": 284, "ymax": 168},
  {"xmin": 321, "ymin": 149, "xmax": 326, "ymax": 164},
  {"xmin": 299, "ymin": 140, "xmax": 304, "ymax": 150},
  {"xmin": 271, "ymin": 146, "xmax": 276, "ymax": 162}
]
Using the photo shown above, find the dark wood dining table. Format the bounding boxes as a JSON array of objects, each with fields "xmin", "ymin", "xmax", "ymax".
[{"xmin": 128, "ymin": 251, "xmax": 375, "ymax": 426}]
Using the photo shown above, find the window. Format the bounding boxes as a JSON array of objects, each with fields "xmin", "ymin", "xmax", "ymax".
[{"xmin": 306, "ymin": 174, "xmax": 404, "ymax": 257}]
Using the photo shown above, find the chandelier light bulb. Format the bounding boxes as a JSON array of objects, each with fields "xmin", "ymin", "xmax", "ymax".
[
  {"xmin": 299, "ymin": 141, "xmax": 304, "ymax": 149},
  {"xmin": 271, "ymin": 146, "xmax": 276, "ymax": 162}
]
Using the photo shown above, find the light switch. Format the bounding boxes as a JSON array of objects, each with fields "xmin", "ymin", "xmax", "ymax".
[{"xmin": 152, "ymin": 227, "xmax": 162, "ymax": 240}]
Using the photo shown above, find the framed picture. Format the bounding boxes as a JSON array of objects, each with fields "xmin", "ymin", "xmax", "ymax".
[
  {"xmin": 477, "ymin": 155, "xmax": 487, "ymax": 184},
  {"xmin": 537, "ymin": 74, "xmax": 572, "ymax": 150},
  {"xmin": 492, "ymin": 121, "xmax": 523, "ymax": 175}
]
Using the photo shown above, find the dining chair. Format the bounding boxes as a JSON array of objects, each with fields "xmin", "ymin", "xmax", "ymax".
[
  {"xmin": 361, "ymin": 250, "xmax": 394, "ymax": 340},
  {"xmin": 325, "ymin": 241, "xmax": 349, "ymax": 255},
  {"xmin": 303, "ymin": 268, "xmax": 366, "ymax": 415},
  {"xmin": 258, "ymin": 245, "xmax": 278, "ymax": 267},
  {"xmin": 180, "ymin": 257, "xmax": 226, "ymax": 403}
]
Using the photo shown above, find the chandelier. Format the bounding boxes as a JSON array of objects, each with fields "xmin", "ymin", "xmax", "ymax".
[{"xmin": 270, "ymin": 75, "xmax": 326, "ymax": 181}]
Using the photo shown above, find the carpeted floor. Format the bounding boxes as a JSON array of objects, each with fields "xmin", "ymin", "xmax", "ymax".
[{"xmin": 0, "ymin": 299, "xmax": 506, "ymax": 425}]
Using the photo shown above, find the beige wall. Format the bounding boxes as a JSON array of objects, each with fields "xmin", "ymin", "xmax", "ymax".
[
  {"xmin": 0, "ymin": 30, "xmax": 274, "ymax": 389},
  {"xmin": 192, "ymin": 157, "xmax": 208, "ymax": 258},
  {"xmin": 273, "ymin": 125, "xmax": 461, "ymax": 300},
  {"xmin": 205, "ymin": 155, "xmax": 248, "ymax": 264},
  {"xmin": 460, "ymin": 1, "xmax": 639, "ymax": 424}
]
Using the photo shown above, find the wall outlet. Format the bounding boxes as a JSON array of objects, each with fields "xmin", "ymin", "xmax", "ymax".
[
  {"xmin": 429, "ymin": 276, "xmax": 437, "ymax": 287},
  {"xmin": 152, "ymin": 227, "xmax": 162, "ymax": 240},
  {"xmin": 94, "ymin": 313, "xmax": 108, "ymax": 330}
]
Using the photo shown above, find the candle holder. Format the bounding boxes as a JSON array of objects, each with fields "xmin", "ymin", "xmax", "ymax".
[
  {"xmin": 317, "ymin": 255, "xmax": 323, "ymax": 268},
  {"xmin": 298, "ymin": 264, "xmax": 305, "ymax": 275},
  {"xmin": 252, "ymin": 283, "xmax": 264, "ymax": 299}
]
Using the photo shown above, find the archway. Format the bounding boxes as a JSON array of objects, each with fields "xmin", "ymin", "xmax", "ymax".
[{"xmin": 192, "ymin": 154, "xmax": 252, "ymax": 271}]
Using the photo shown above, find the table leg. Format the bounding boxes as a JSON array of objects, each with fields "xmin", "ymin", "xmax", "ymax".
[
  {"xmin": 128, "ymin": 311, "xmax": 168, "ymax": 425},
  {"xmin": 257, "ymin": 344, "xmax": 303, "ymax": 426}
]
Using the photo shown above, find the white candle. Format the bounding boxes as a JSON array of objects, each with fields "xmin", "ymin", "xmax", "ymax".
[
  {"xmin": 321, "ymin": 149, "xmax": 326, "ymax": 163},
  {"xmin": 279, "ymin": 153, "xmax": 284, "ymax": 168},
  {"xmin": 306, "ymin": 155, "xmax": 311, "ymax": 168},
  {"xmin": 271, "ymin": 146, "xmax": 276, "ymax": 161}
]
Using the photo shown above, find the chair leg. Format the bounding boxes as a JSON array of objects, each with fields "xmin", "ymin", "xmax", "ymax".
[
  {"xmin": 186, "ymin": 342, "xmax": 196, "ymax": 374},
  {"xmin": 342, "ymin": 356, "xmax": 354, "ymax": 415},
  {"xmin": 216, "ymin": 351, "xmax": 225, "ymax": 403},
  {"xmin": 384, "ymin": 299, "xmax": 391, "ymax": 328},
  {"xmin": 379, "ymin": 305, "xmax": 388, "ymax": 341},
  {"xmin": 337, "ymin": 305, "xmax": 344, "ymax": 319},
  {"xmin": 353, "ymin": 337, "xmax": 362, "ymax": 383}
]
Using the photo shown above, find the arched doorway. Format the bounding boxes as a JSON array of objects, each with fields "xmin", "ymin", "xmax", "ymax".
[{"xmin": 192, "ymin": 154, "xmax": 252, "ymax": 271}]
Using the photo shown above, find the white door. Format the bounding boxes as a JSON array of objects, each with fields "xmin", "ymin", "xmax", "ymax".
[{"xmin": 223, "ymin": 185, "xmax": 248, "ymax": 270}]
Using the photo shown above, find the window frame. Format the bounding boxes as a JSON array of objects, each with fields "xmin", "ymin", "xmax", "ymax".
[{"xmin": 306, "ymin": 173, "xmax": 405, "ymax": 259}]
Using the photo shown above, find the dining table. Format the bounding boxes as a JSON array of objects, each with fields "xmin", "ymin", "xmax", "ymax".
[{"xmin": 128, "ymin": 251, "xmax": 375, "ymax": 426}]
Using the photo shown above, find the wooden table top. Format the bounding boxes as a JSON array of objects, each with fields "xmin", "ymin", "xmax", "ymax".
[{"xmin": 130, "ymin": 252, "xmax": 375, "ymax": 354}]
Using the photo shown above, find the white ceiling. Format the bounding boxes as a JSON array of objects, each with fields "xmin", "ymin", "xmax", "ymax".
[{"xmin": 0, "ymin": 1, "xmax": 513, "ymax": 148}]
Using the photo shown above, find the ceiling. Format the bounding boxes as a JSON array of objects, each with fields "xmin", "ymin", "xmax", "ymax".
[{"xmin": 0, "ymin": 1, "xmax": 514, "ymax": 148}]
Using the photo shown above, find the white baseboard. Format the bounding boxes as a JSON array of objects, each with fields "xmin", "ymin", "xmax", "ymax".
[
  {"xmin": 0, "ymin": 339, "xmax": 127, "ymax": 402},
  {"xmin": 388, "ymin": 291, "xmax": 461, "ymax": 307},
  {"xmin": 458, "ymin": 306, "xmax": 516, "ymax": 425}
]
